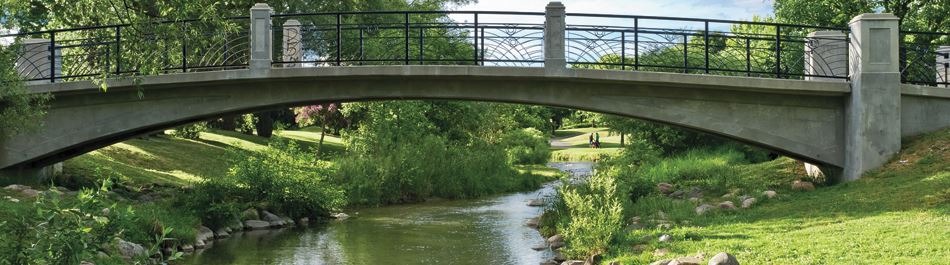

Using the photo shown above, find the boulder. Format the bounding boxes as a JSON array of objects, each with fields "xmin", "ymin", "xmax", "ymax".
[
  {"xmin": 668, "ymin": 190, "xmax": 686, "ymax": 199},
  {"xmin": 708, "ymin": 252, "xmax": 739, "ymax": 265},
  {"xmin": 657, "ymin": 183, "xmax": 674, "ymax": 194},
  {"xmin": 196, "ymin": 226, "xmax": 214, "ymax": 243},
  {"xmin": 180, "ymin": 244, "xmax": 195, "ymax": 252},
  {"xmin": 115, "ymin": 239, "xmax": 146, "ymax": 260},
  {"xmin": 687, "ymin": 187, "xmax": 703, "ymax": 199},
  {"xmin": 718, "ymin": 201, "xmax": 737, "ymax": 210},
  {"xmin": 695, "ymin": 204, "xmax": 715, "ymax": 215},
  {"xmin": 80, "ymin": 261, "xmax": 95, "ymax": 265},
  {"xmin": 526, "ymin": 217, "xmax": 540, "ymax": 228},
  {"xmin": 554, "ymin": 250, "xmax": 567, "ymax": 262},
  {"xmin": 241, "ymin": 208, "xmax": 259, "ymax": 221},
  {"xmin": 632, "ymin": 244, "xmax": 648, "ymax": 253},
  {"xmin": 531, "ymin": 244, "xmax": 547, "ymax": 251},
  {"xmin": 3, "ymin": 184, "xmax": 31, "ymax": 191},
  {"xmin": 668, "ymin": 256, "xmax": 703, "ymax": 265},
  {"xmin": 548, "ymin": 234, "xmax": 565, "ymax": 249},
  {"xmin": 740, "ymin": 198, "xmax": 757, "ymax": 208},
  {"xmin": 214, "ymin": 228, "xmax": 231, "ymax": 239},
  {"xmin": 244, "ymin": 220, "xmax": 271, "ymax": 230},
  {"xmin": 791, "ymin": 180, "xmax": 815, "ymax": 191},
  {"xmin": 584, "ymin": 252, "xmax": 602, "ymax": 265},
  {"xmin": 527, "ymin": 199, "xmax": 544, "ymax": 207},
  {"xmin": 541, "ymin": 261, "xmax": 559, "ymax": 265},
  {"xmin": 261, "ymin": 210, "xmax": 282, "ymax": 222},
  {"xmin": 650, "ymin": 260, "xmax": 672, "ymax": 265},
  {"xmin": 332, "ymin": 212, "xmax": 350, "ymax": 220},
  {"xmin": 658, "ymin": 234, "xmax": 673, "ymax": 243},
  {"xmin": 20, "ymin": 189, "xmax": 40, "ymax": 198},
  {"xmin": 560, "ymin": 261, "xmax": 584, "ymax": 265},
  {"xmin": 763, "ymin": 190, "xmax": 777, "ymax": 199},
  {"xmin": 194, "ymin": 240, "xmax": 207, "ymax": 249}
]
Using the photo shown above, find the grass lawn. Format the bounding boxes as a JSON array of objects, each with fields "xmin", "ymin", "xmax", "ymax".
[
  {"xmin": 551, "ymin": 127, "xmax": 623, "ymax": 161},
  {"xmin": 61, "ymin": 128, "xmax": 345, "ymax": 189},
  {"xmin": 606, "ymin": 129, "xmax": 950, "ymax": 264}
]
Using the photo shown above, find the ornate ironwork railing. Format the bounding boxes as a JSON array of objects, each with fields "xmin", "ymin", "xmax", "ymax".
[
  {"xmin": 270, "ymin": 11, "xmax": 545, "ymax": 67},
  {"xmin": 5, "ymin": 17, "xmax": 251, "ymax": 83},
  {"xmin": 5, "ymin": 9, "xmax": 948, "ymax": 87},
  {"xmin": 564, "ymin": 14, "xmax": 850, "ymax": 80},
  {"xmin": 900, "ymin": 31, "xmax": 950, "ymax": 87}
]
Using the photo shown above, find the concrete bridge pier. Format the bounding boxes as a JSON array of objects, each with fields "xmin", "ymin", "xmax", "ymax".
[{"xmin": 843, "ymin": 14, "xmax": 901, "ymax": 181}]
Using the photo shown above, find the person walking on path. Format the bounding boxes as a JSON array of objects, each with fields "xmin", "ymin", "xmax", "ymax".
[
  {"xmin": 594, "ymin": 132, "xmax": 600, "ymax": 148},
  {"xmin": 589, "ymin": 133, "xmax": 594, "ymax": 148}
]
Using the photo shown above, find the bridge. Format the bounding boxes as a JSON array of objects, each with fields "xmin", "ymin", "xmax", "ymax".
[{"xmin": 2, "ymin": 2, "xmax": 949, "ymax": 181}]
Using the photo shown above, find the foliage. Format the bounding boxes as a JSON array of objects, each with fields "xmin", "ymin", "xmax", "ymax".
[
  {"xmin": 774, "ymin": 0, "xmax": 950, "ymax": 32},
  {"xmin": 0, "ymin": 43, "xmax": 50, "ymax": 139},
  {"xmin": 170, "ymin": 122, "xmax": 207, "ymax": 140},
  {"xmin": 182, "ymin": 139, "xmax": 345, "ymax": 226},
  {"xmin": 500, "ymin": 128, "xmax": 551, "ymax": 165},
  {"xmin": 0, "ymin": 179, "xmax": 181, "ymax": 264},
  {"xmin": 557, "ymin": 171, "xmax": 625, "ymax": 258}
]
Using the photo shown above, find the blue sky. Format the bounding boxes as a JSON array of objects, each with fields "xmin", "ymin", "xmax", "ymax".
[{"xmin": 452, "ymin": 0, "xmax": 774, "ymax": 21}]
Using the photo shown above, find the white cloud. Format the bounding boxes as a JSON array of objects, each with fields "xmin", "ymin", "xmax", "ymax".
[{"xmin": 449, "ymin": 0, "xmax": 773, "ymax": 21}]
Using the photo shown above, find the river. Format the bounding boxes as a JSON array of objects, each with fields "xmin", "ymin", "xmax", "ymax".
[{"xmin": 176, "ymin": 162, "xmax": 593, "ymax": 265}]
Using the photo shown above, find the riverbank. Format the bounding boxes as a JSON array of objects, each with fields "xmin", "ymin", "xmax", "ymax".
[
  {"xmin": 539, "ymin": 128, "xmax": 950, "ymax": 264},
  {"xmin": 0, "ymin": 127, "xmax": 561, "ymax": 264}
]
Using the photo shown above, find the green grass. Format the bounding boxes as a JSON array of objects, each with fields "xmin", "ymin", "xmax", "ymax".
[
  {"xmin": 550, "ymin": 127, "xmax": 624, "ymax": 161},
  {"xmin": 61, "ymin": 128, "xmax": 344, "ymax": 189},
  {"xmin": 604, "ymin": 129, "xmax": 950, "ymax": 264}
]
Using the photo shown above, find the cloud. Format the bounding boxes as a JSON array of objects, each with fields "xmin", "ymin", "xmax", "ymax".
[{"xmin": 451, "ymin": 0, "xmax": 773, "ymax": 21}]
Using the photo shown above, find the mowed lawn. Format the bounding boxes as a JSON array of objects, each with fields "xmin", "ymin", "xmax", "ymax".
[
  {"xmin": 551, "ymin": 127, "xmax": 623, "ymax": 161},
  {"xmin": 611, "ymin": 129, "xmax": 950, "ymax": 264},
  {"xmin": 62, "ymin": 128, "xmax": 344, "ymax": 188}
]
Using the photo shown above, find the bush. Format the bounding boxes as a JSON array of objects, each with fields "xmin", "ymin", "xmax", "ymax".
[
  {"xmin": 182, "ymin": 140, "xmax": 345, "ymax": 226},
  {"xmin": 0, "ymin": 180, "xmax": 177, "ymax": 264},
  {"xmin": 500, "ymin": 128, "xmax": 551, "ymax": 165},
  {"xmin": 336, "ymin": 135, "xmax": 542, "ymax": 206},
  {"xmin": 557, "ymin": 172, "xmax": 625, "ymax": 258},
  {"xmin": 171, "ymin": 122, "xmax": 207, "ymax": 140}
]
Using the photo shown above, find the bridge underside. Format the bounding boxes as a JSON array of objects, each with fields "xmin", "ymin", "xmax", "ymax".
[{"xmin": 0, "ymin": 66, "xmax": 854, "ymax": 171}]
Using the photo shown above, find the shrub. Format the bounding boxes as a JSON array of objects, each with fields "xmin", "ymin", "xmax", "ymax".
[
  {"xmin": 558, "ymin": 172, "xmax": 625, "ymax": 258},
  {"xmin": 500, "ymin": 128, "xmax": 551, "ymax": 165},
  {"xmin": 184, "ymin": 140, "xmax": 345, "ymax": 223},
  {"xmin": 171, "ymin": 122, "xmax": 207, "ymax": 140}
]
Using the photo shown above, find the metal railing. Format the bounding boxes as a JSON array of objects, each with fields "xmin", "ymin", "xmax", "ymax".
[
  {"xmin": 564, "ymin": 14, "xmax": 850, "ymax": 80},
  {"xmin": 5, "ymin": 17, "xmax": 251, "ymax": 83},
  {"xmin": 270, "ymin": 11, "xmax": 545, "ymax": 67},
  {"xmin": 7, "ymin": 9, "xmax": 950, "ymax": 87},
  {"xmin": 900, "ymin": 31, "xmax": 950, "ymax": 87}
]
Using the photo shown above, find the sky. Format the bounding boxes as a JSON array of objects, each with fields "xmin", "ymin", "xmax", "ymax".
[{"xmin": 450, "ymin": 0, "xmax": 774, "ymax": 21}]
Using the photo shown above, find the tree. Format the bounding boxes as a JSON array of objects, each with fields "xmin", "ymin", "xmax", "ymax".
[
  {"xmin": 774, "ymin": 0, "xmax": 950, "ymax": 32},
  {"xmin": 295, "ymin": 103, "xmax": 342, "ymax": 154},
  {"xmin": 0, "ymin": 43, "xmax": 50, "ymax": 139}
]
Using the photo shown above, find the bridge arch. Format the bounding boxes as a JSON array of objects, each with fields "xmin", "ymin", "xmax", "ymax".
[{"xmin": 1, "ymin": 66, "xmax": 851, "ymax": 170}]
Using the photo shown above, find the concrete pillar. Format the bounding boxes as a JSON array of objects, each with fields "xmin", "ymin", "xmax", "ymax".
[
  {"xmin": 936, "ymin": 46, "xmax": 950, "ymax": 88},
  {"xmin": 281, "ymin": 19, "xmax": 302, "ymax": 68},
  {"xmin": 544, "ymin": 2, "xmax": 566, "ymax": 75},
  {"xmin": 844, "ymin": 14, "xmax": 901, "ymax": 181},
  {"xmin": 803, "ymin": 30, "xmax": 847, "ymax": 179},
  {"xmin": 249, "ymin": 3, "xmax": 273, "ymax": 72},
  {"xmin": 805, "ymin": 31, "xmax": 848, "ymax": 81},
  {"xmin": 15, "ymin": 38, "xmax": 61, "ymax": 83}
]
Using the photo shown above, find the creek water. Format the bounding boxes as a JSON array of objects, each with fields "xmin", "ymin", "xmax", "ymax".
[{"xmin": 176, "ymin": 162, "xmax": 593, "ymax": 265}]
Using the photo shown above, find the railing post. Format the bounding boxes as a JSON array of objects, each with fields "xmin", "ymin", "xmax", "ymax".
[
  {"xmin": 281, "ymin": 19, "xmax": 302, "ymax": 68},
  {"xmin": 802, "ymin": 30, "xmax": 847, "ymax": 180},
  {"xmin": 14, "ymin": 38, "xmax": 60, "ymax": 84},
  {"xmin": 804, "ymin": 31, "xmax": 848, "ymax": 80},
  {"xmin": 544, "ymin": 1, "xmax": 566, "ymax": 75},
  {"xmin": 936, "ymin": 46, "xmax": 950, "ymax": 88},
  {"xmin": 843, "ymin": 14, "xmax": 901, "ymax": 181},
  {"xmin": 249, "ymin": 3, "xmax": 273, "ymax": 73}
]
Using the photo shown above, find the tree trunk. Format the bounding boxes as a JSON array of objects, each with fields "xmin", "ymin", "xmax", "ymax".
[
  {"xmin": 255, "ymin": 112, "xmax": 274, "ymax": 138},
  {"xmin": 317, "ymin": 123, "xmax": 327, "ymax": 156},
  {"xmin": 620, "ymin": 133, "xmax": 625, "ymax": 146}
]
